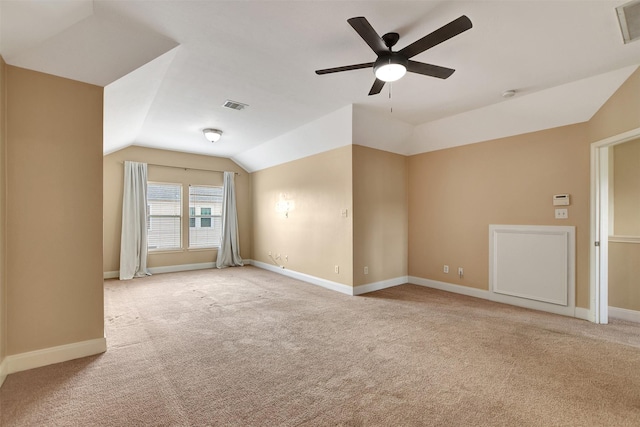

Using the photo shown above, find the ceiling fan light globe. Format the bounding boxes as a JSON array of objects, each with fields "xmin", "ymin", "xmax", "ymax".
[{"xmin": 375, "ymin": 63, "xmax": 406, "ymax": 82}]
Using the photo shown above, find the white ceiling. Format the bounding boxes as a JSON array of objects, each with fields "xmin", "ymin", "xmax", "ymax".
[{"xmin": 1, "ymin": 0, "xmax": 639, "ymax": 171}]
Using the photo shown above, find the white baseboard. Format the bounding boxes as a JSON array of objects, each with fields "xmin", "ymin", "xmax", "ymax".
[
  {"xmin": 608, "ymin": 306, "xmax": 640, "ymax": 323},
  {"xmin": 251, "ymin": 261, "xmax": 407, "ymax": 296},
  {"xmin": 0, "ymin": 357, "xmax": 7, "ymax": 388},
  {"xmin": 409, "ymin": 276, "xmax": 490, "ymax": 300},
  {"xmin": 104, "ymin": 260, "xmax": 257, "ymax": 280},
  {"xmin": 574, "ymin": 307, "xmax": 592, "ymax": 321},
  {"xmin": 148, "ymin": 262, "xmax": 216, "ymax": 275},
  {"xmin": 252, "ymin": 260, "xmax": 354, "ymax": 295},
  {"xmin": 409, "ymin": 276, "xmax": 582, "ymax": 319},
  {"xmin": 6, "ymin": 337, "xmax": 107, "ymax": 375},
  {"xmin": 104, "ymin": 270, "xmax": 119, "ymax": 279},
  {"xmin": 353, "ymin": 276, "xmax": 408, "ymax": 295}
]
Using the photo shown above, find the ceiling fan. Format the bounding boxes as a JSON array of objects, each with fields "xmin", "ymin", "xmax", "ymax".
[{"xmin": 315, "ymin": 15, "xmax": 472, "ymax": 95}]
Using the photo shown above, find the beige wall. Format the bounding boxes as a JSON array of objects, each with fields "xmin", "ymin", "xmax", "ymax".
[
  {"xmin": 408, "ymin": 124, "xmax": 591, "ymax": 307},
  {"xmin": 352, "ymin": 145, "xmax": 407, "ymax": 286},
  {"xmin": 588, "ymin": 67, "xmax": 640, "ymax": 143},
  {"xmin": 252, "ymin": 146, "xmax": 353, "ymax": 286},
  {"xmin": 612, "ymin": 138, "xmax": 640, "ymax": 236},
  {"xmin": 104, "ymin": 146, "xmax": 251, "ymax": 273},
  {"xmin": 608, "ymin": 138, "xmax": 640, "ymax": 311},
  {"xmin": 609, "ymin": 242, "xmax": 640, "ymax": 311},
  {"xmin": 0, "ymin": 57, "xmax": 7, "ymax": 368},
  {"xmin": 6, "ymin": 66, "xmax": 104, "ymax": 354}
]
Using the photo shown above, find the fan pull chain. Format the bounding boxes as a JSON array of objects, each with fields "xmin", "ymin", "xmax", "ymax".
[{"xmin": 389, "ymin": 83, "xmax": 393, "ymax": 113}]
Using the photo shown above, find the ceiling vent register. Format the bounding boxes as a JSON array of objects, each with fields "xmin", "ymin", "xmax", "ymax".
[
  {"xmin": 222, "ymin": 100, "xmax": 249, "ymax": 111},
  {"xmin": 617, "ymin": 0, "xmax": 640, "ymax": 44}
]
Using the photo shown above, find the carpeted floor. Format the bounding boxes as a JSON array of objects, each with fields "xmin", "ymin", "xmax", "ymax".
[{"xmin": 1, "ymin": 266, "xmax": 640, "ymax": 426}]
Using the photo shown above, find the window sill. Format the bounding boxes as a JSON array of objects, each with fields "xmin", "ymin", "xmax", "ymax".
[
  {"xmin": 187, "ymin": 247, "xmax": 219, "ymax": 252},
  {"xmin": 149, "ymin": 249, "xmax": 184, "ymax": 255}
]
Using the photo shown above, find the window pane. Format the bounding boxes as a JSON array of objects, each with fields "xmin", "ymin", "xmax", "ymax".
[
  {"xmin": 148, "ymin": 217, "xmax": 181, "ymax": 250},
  {"xmin": 148, "ymin": 183, "xmax": 181, "ymax": 250},
  {"xmin": 189, "ymin": 185, "xmax": 223, "ymax": 248}
]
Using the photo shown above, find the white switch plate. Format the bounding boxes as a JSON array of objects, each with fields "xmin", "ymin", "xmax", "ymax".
[
  {"xmin": 555, "ymin": 208, "xmax": 568, "ymax": 219},
  {"xmin": 443, "ymin": 265, "xmax": 449, "ymax": 273},
  {"xmin": 364, "ymin": 266, "xmax": 368, "ymax": 274}
]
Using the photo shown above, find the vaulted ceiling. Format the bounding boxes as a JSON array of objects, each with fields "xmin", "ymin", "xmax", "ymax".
[{"xmin": 2, "ymin": 1, "xmax": 639, "ymax": 171}]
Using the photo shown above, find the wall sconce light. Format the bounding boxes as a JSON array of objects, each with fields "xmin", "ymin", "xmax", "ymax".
[
  {"xmin": 203, "ymin": 128, "xmax": 223, "ymax": 143},
  {"xmin": 276, "ymin": 194, "xmax": 295, "ymax": 218}
]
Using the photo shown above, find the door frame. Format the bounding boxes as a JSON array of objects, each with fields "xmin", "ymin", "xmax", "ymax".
[{"xmin": 590, "ymin": 126, "xmax": 640, "ymax": 324}]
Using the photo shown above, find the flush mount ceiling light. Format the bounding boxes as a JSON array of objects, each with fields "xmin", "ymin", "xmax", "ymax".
[
  {"xmin": 374, "ymin": 54, "xmax": 408, "ymax": 82},
  {"xmin": 203, "ymin": 128, "xmax": 223, "ymax": 143}
]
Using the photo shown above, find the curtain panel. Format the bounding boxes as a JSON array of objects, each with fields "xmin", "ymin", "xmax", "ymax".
[
  {"xmin": 119, "ymin": 161, "xmax": 151, "ymax": 280},
  {"xmin": 216, "ymin": 171, "xmax": 243, "ymax": 268}
]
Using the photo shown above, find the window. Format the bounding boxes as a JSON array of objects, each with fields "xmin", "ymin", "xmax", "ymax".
[
  {"xmin": 189, "ymin": 185, "xmax": 223, "ymax": 248},
  {"xmin": 189, "ymin": 207, "xmax": 196, "ymax": 228},
  {"xmin": 147, "ymin": 183, "xmax": 182, "ymax": 251}
]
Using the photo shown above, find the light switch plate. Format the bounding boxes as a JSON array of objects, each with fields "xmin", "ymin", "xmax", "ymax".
[{"xmin": 555, "ymin": 208, "xmax": 568, "ymax": 219}]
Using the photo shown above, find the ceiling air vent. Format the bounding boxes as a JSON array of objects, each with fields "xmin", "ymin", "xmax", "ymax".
[
  {"xmin": 222, "ymin": 100, "xmax": 249, "ymax": 111},
  {"xmin": 616, "ymin": 0, "xmax": 640, "ymax": 44}
]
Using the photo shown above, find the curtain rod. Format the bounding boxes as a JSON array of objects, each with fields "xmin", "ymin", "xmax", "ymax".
[{"xmin": 121, "ymin": 161, "xmax": 239, "ymax": 175}]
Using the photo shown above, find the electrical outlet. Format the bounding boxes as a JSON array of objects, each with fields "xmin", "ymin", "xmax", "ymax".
[
  {"xmin": 285, "ymin": 255, "xmax": 288, "ymax": 261},
  {"xmin": 334, "ymin": 265, "xmax": 339, "ymax": 274},
  {"xmin": 458, "ymin": 267, "xmax": 464, "ymax": 278},
  {"xmin": 444, "ymin": 265, "xmax": 449, "ymax": 273},
  {"xmin": 268, "ymin": 251, "xmax": 271, "ymax": 256},
  {"xmin": 364, "ymin": 266, "xmax": 369, "ymax": 275}
]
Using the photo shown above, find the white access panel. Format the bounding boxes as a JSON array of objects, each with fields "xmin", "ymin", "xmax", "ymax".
[{"xmin": 489, "ymin": 225, "xmax": 575, "ymax": 306}]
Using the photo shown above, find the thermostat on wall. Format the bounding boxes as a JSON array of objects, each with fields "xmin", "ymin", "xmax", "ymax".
[{"xmin": 553, "ymin": 194, "xmax": 570, "ymax": 206}]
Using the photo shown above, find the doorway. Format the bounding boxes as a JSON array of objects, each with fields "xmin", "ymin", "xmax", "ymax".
[{"xmin": 590, "ymin": 126, "xmax": 640, "ymax": 324}]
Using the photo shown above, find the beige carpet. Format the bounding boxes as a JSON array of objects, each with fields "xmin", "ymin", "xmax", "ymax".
[{"xmin": 1, "ymin": 266, "xmax": 640, "ymax": 426}]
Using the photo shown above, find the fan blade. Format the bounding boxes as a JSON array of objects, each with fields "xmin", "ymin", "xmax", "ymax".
[
  {"xmin": 368, "ymin": 78, "xmax": 385, "ymax": 96},
  {"xmin": 347, "ymin": 17, "xmax": 388, "ymax": 55},
  {"xmin": 407, "ymin": 61, "xmax": 455, "ymax": 79},
  {"xmin": 398, "ymin": 15, "xmax": 472, "ymax": 59},
  {"xmin": 315, "ymin": 62, "xmax": 374, "ymax": 75}
]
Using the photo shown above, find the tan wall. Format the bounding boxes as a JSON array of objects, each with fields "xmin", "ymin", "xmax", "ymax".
[
  {"xmin": 352, "ymin": 145, "xmax": 407, "ymax": 286},
  {"xmin": 103, "ymin": 146, "xmax": 251, "ymax": 273},
  {"xmin": 588, "ymin": 67, "xmax": 640, "ymax": 142},
  {"xmin": 0, "ymin": 57, "xmax": 7, "ymax": 366},
  {"xmin": 608, "ymin": 138, "xmax": 640, "ymax": 311},
  {"xmin": 6, "ymin": 66, "xmax": 104, "ymax": 355},
  {"xmin": 408, "ymin": 124, "xmax": 591, "ymax": 307},
  {"xmin": 252, "ymin": 146, "xmax": 353, "ymax": 286},
  {"xmin": 608, "ymin": 242, "xmax": 640, "ymax": 311},
  {"xmin": 612, "ymin": 138, "xmax": 640, "ymax": 236}
]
